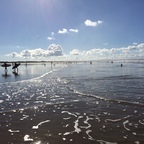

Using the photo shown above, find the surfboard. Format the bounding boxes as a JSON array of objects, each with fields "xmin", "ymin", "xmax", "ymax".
[
  {"xmin": 12, "ymin": 63, "xmax": 20, "ymax": 69},
  {"xmin": 1, "ymin": 63, "xmax": 11, "ymax": 67}
]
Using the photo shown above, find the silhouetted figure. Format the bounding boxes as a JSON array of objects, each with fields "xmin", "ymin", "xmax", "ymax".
[
  {"xmin": 121, "ymin": 64, "xmax": 123, "ymax": 67},
  {"xmin": 90, "ymin": 61, "xmax": 92, "ymax": 65},
  {"xmin": 1, "ymin": 62, "xmax": 11, "ymax": 75},
  {"xmin": 4, "ymin": 67, "xmax": 8, "ymax": 76},
  {"xmin": 12, "ymin": 63, "xmax": 20, "ymax": 70}
]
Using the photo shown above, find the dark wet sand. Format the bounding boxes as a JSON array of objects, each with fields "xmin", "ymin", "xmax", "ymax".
[{"xmin": 0, "ymin": 100, "xmax": 144, "ymax": 144}]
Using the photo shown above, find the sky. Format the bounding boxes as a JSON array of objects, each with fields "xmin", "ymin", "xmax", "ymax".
[{"xmin": 0, "ymin": 0, "xmax": 144, "ymax": 61}]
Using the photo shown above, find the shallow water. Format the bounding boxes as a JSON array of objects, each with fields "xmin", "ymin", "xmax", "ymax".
[
  {"xmin": 0, "ymin": 62, "xmax": 144, "ymax": 144},
  {"xmin": 0, "ymin": 63, "xmax": 53, "ymax": 83}
]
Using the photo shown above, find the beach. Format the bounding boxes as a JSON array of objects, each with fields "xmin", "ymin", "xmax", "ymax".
[{"xmin": 0, "ymin": 61, "xmax": 144, "ymax": 144}]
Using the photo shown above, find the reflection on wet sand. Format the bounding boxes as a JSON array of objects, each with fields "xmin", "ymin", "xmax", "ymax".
[
  {"xmin": 13, "ymin": 71, "xmax": 19, "ymax": 76},
  {"xmin": 0, "ymin": 61, "xmax": 144, "ymax": 143},
  {"xmin": 0, "ymin": 101, "xmax": 144, "ymax": 144}
]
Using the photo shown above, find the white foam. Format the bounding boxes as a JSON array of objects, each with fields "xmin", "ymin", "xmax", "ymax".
[
  {"xmin": 8, "ymin": 129, "xmax": 20, "ymax": 133},
  {"xmin": 80, "ymin": 116, "xmax": 93, "ymax": 129},
  {"xmin": 139, "ymin": 120, "xmax": 144, "ymax": 125},
  {"xmin": 74, "ymin": 120, "xmax": 81, "ymax": 133},
  {"xmin": 135, "ymin": 141, "xmax": 140, "ymax": 144},
  {"xmin": 132, "ymin": 132, "xmax": 137, "ymax": 135},
  {"xmin": 63, "ymin": 124, "xmax": 69, "ymax": 128},
  {"xmin": 84, "ymin": 116, "xmax": 93, "ymax": 129},
  {"xmin": 63, "ymin": 117, "xmax": 71, "ymax": 120},
  {"xmin": 97, "ymin": 140, "xmax": 117, "ymax": 144},
  {"xmin": 24, "ymin": 134, "xmax": 33, "ymax": 142},
  {"xmin": 0, "ymin": 100, "xmax": 3, "ymax": 103},
  {"xmin": 63, "ymin": 138, "xmax": 66, "ymax": 141},
  {"xmin": 105, "ymin": 118, "xmax": 122, "ymax": 122},
  {"xmin": 123, "ymin": 120, "xmax": 130, "ymax": 131},
  {"xmin": 20, "ymin": 114, "xmax": 29, "ymax": 120},
  {"xmin": 32, "ymin": 120, "xmax": 50, "ymax": 129},
  {"xmin": 61, "ymin": 111, "xmax": 77, "ymax": 117},
  {"xmin": 95, "ymin": 116, "xmax": 100, "ymax": 122},
  {"xmin": 63, "ymin": 132, "xmax": 71, "ymax": 136},
  {"xmin": 34, "ymin": 141, "xmax": 42, "ymax": 144},
  {"xmin": 86, "ymin": 130, "xmax": 95, "ymax": 140}
]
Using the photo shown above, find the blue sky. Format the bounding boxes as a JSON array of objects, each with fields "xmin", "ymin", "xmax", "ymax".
[{"xmin": 0, "ymin": 0, "xmax": 144, "ymax": 60}]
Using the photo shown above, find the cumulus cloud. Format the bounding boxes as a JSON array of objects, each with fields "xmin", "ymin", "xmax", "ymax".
[
  {"xmin": 8, "ymin": 52, "xmax": 19, "ymax": 58},
  {"xmin": 57, "ymin": 28, "xmax": 79, "ymax": 34},
  {"xmin": 69, "ymin": 29, "xmax": 78, "ymax": 33},
  {"xmin": 47, "ymin": 32, "xmax": 55, "ymax": 40},
  {"xmin": 47, "ymin": 44, "xmax": 63, "ymax": 56},
  {"xmin": 84, "ymin": 19, "xmax": 103, "ymax": 27},
  {"xmin": 6, "ymin": 43, "xmax": 144, "ymax": 60},
  {"xmin": 47, "ymin": 37, "xmax": 55, "ymax": 40},
  {"xmin": 70, "ymin": 49, "xmax": 81, "ymax": 55},
  {"xmin": 58, "ymin": 28, "xmax": 68, "ymax": 34},
  {"xmin": 6, "ymin": 44, "xmax": 63, "ymax": 59},
  {"xmin": 69, "ymin": 43, "xmax": 144, "ymax": 59}
]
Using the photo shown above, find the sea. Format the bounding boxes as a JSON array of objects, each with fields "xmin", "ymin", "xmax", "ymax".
[{"xmin": 0, "ymin": 61, "xmax": 144, "ymax": 144}]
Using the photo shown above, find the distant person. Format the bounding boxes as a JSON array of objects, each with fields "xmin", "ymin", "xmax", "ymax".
[{"xmin": 121, "ymin": 64, "xmax": 123, "ymax": 67}]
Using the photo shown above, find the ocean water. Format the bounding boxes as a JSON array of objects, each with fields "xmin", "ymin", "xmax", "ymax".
[{"xmin": 0, "ymin": 62, "xmax": 144, "ymax": 144}]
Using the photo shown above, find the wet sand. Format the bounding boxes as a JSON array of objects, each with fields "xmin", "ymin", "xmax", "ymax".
[
  {"xmin": 0, "ymin": 61, "xmax": 144, "ymax": 144},
  {"xmin": 0, "ymin": 100, "xmax": 144, "ymax": 144}
]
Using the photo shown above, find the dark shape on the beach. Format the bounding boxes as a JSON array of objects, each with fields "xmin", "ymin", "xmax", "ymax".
[
  {"xmin": 12, "ymin": 63, "xmax": 20, "ymax": 74},
  {"xmin": 1, "ymin": 62, "xmax": 11, "ymax": 68},
  {"xmin": 111, "ymin": 61, "xmax": 113, "ymax": 64},
  {"xmin": 51, "ymin": 61, "xmax": 53, "ymax": 68},
  {"xmin": 13, "ymin": 71, "xmax": 19, "ymax": 76},
  {"xmin": 121, "ymin": 64, "xmax": 123, "ymax": 67},
  {"xmin": 2, "ymin": 72, "xmax": 11, "ymax": 77},
  {"xmin": 12, "ymin": 63, "xmax": 20, "ymax": 70},
  {"xmin": 90, "ymin": 61, "xmax": 92, "ymax": 65},
  {"xmin": 1, "ymin": 62, "xmax": 11, "ymax": 75}
]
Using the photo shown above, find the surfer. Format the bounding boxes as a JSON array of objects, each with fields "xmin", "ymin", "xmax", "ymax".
[
  {"xmin": 12, "ymin": 63, "xmax": 20, "ymax": 73},
  {"xmin": 1, "ymin": 62, "xmax": 11, "ymax": 76}
]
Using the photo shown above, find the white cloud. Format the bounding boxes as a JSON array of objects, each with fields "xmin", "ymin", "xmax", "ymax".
[
  {"xmin": 51, "ymin": 32, "xmax": 55, "ymax": 36},
  {"xmin": 6, "ymin": 44, "xmax": 63, "ymax": 59},
  {"xmin": 69, "ymin": 43, "xmax": 144, "ymax": 59},
  {"xmin": 70, "ymin": 49, "xmax": 81, "ymax": 55},
  {"xmin": 47, "ymin": 37, "xmax": 55, "ymax": 40},
  {"xmin": 47, "ymin": 44, "xmax": 63, "ymax": 56},
  {"xmin": 69, "ymin": 29, "xmax": 78, "ymax": 33},
  {"xmin": 133, "ymin": 42, "xmax": 137, "ymax": 45},
  {"xmin": 58, "ymin": 28, "xmax": 68, "ymax": 34},
  {"xmin": 58, "ymin": 28, "xmax": 79, "ymax": 34},
  {"xmin": 47, "ymin": 32, "xmax": 55, "ymax": 40},
  {"xmin": 6, "ymin": 43, "xmax": 144, "ymax": 60},
  {"xmin": 104, "ymin": 43, "xmax": 108, "ymax": 45},
  {"xmin": 7, "ymin": 52, "xmax": 19, "ymax": 58},
  {"xmin": 84, "ymin": 19, "xmax": 103, "ymax": 27},
  {"xmin": 21, "ymin": 49, "xmax": 32, "ymax": 57},
  {"xmin": 137, "ymin": 43, "xmax": 144, "ymax": 48},
  {"xmin": 97, "ymin": 20, "xmax": 103, "ymax": 24}
]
